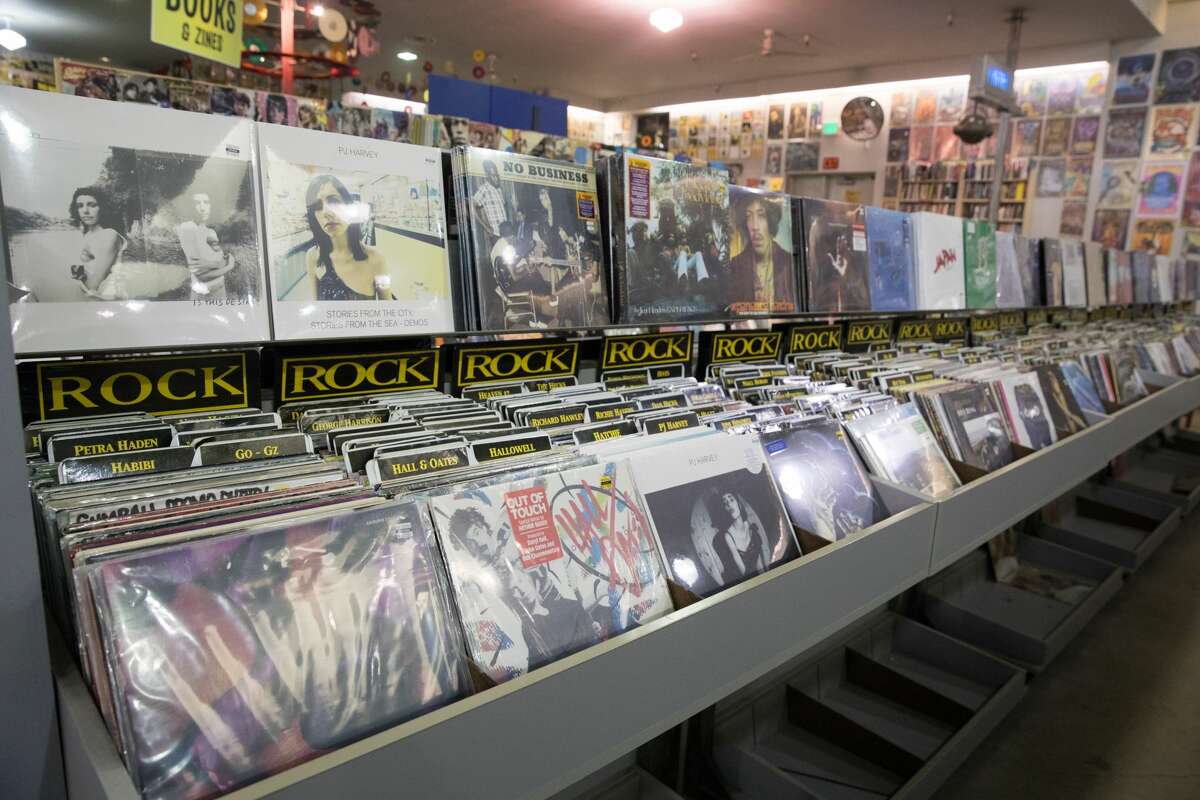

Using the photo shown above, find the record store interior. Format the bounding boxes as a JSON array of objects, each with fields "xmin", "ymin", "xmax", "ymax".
[{"xmin": 9, "ymin": 1, "xmax": 1200, "ymax": 799}]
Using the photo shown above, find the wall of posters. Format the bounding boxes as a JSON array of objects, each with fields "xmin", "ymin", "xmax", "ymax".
[
  {"xmin": 1114, "ymin": 53, "xmax": 1156, "ymax": 105},
  {"xmin": 1138, "ymin": 162, "xmax": 1186, "ymax": 217}
]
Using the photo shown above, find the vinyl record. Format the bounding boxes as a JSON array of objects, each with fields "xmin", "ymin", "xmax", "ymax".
[
  {"xmin": 243, "ymin": 0, "xmax": 268, "ymax": 26},
  {"xmin": 319, "ymin": 8, "xmax": 349, "ymax": 42}
]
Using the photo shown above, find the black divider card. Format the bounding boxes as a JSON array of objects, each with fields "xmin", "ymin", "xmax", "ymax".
[
  {"xmin": 173, "ymin": 413, "xmax": 279, "ymax": 432},
  {"xmin": 367, "ymin": 444, "xmax": 471, "ymax": 485},
  {"xmin": 602, "ymin": 369, "xmax": 651, "ymax": 389},
  {"xmin": 525, "ymin": 404, "xmax": 588, "ymax": 430},
  {"xmin": 461, "ymin": 383, "xmax": 526, "ymax": 402},
  {"xmin": 601, "ymin": 332, "xmax": 694, "ymax": 374},
  {"xmin": 297, "ymin": 408, "xmax": 392, "ymax": 436},
  {"xmin": 586, "ymin": 400, "xmax": 639, "ymax": 423},
  {"xmin": 46, "ymin": 425, "xmax": 176, "ymax": 463},
  {"xmin": 636, "ymin": 393, "xmax": 687, "ymax": 411},
  {"xmin": 22, "ymin": 350, "xmax": 260, "ymax": 424},
  {"xmin": 58, "ymin": 446, "xmax": 197, "ymax": 484},
  {"xmin": 177, "ymin": 424, "xmax": 284, "ymax": 447},
  {"xmin": 470, "ymin": 433, "xmax": 553, "ymax": 463},
  {"xmin": 194, "ymin": 433, "xmax": 313, "ymax": 467},
  {"xmin": 572, "ymin": 420, "xmax": 639, "ymax": 444},
  {"xmin": 451, "ymin": 340, "xmax": 580, "ymax": 393},
  {"xmin": 272, "ymin": 347, "xmax": 441, "ymax": 403},
  {"xmin": 641, "ymin": 411, "xmax": 701, "ymax": 435}
]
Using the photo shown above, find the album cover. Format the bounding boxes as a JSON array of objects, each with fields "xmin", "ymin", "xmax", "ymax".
[
  {"xmin": 1047, "ymin": 76, "xmax": 1080, "ymax": 116},
  {"xmin": 785, "ymin": 140, "xmax": 820, "ymax": 172},
  {"xmin": 890, "ymin": 92, "xmax": 913, "ymax": 127},
  {"xmin": 1096, "ymin": 161, "xmax": 1138, "ymax": 208},
  {"xmin": 1114, "ymin": 53, "xmax": 1156, "ymax": 105},
  {"xmin": 762, "ymin": 419, "xmax": 883, "ymax": 543},
  {"xmin": 803, "ymin": 198, "xmax": 871, "ymax": 312},
  {"xmin": 1041, "ymin": 117, "xmax": 1071, "ymax": 157},
  {"xmin": 864, "ymin": 206, "xmax": 915, "ymax": 311},
  {"xmin": 209, "ymin": 86, "xmax": 256, "ymax": 118},
  {"xmin": 763, "ymin": 144, "xmax": 783, "ymax": 177},
  {"xmin": 1084, "ymin": 241, "xmax": 1107, "ymax": 307},
  {"xmin": 963, "ymin": 220, "xmax": 997, "ymax": 309},
  {"xmin": 1106, "ymin": 248, "xmax": 1133, "ymax": 303},
  {"xmin": 1154, "ymin": 254, "xmax": 1174, "ymax": 302},
  {"xmin": 1093, "ymin": 209, "xmax": 1131, "ymax": 250},
  {"xmin": 1077, "ymin": 68, "xmax": 1108, "ymax": 115},
  {"xmin": 726, "ymin": 187, "xmax": 798, "ymax": 315},
  {"xmin": 1016, "ymin": 234, "xmax": 1043, "ymax": 307},
  {"xmin": 1013, "ymin": 119, "xmax": 1043, "ymax": 157},
  {"xmin": 1138, "ymin": 161, "xmax": 1186, "ymax": 217},
  {"xmin": 939, "ymin": 384, "xmax": 1013, "ymax": 471},
  {"xmin": 1064, "ymin": 157, "xmax": 1092, "ymax": 199},
  {"xmin": 910, "ymin": 211, "xmax": 965, "ymax": 310},
  {"xmin": 432, "ymin": 459, "xmax": 671, "ymax": 682},
  {"xmin": 933, "ymin": 126, "xmax": 960, "ymax": 161},
  {"xmin": 886, "ymin": 128, "xmax": 910, "ymax": 163},
  {"xmin": 913, "ymin": 88, "xmax": 937, "ymax": 124},
  {"xmin": 1040, "ymin": 238, "xmax": 1065, "ymax": 306},
  {"xmin": 0, "ymin": 87, "xmax": 269, "ymax": 353},
  {"xmin": 1069, "ymin": 116, "xmax": 1100, "ymax": 155},
  {"xmin": 89, "ymin": 501, "xmax": 470, "ymax": 799},
  {"xmin": 994, "ymin": 231, "xmax": 1024, "ymax": 308},
  {"xmin": 1037, "ymin": 159, "xmax": 1066, "ymax": 198},
  {"xmin": 996, "ymin": 373, "xmax": 1057, "ymax": 449},
  {"xmin": 787, "ymin": 104, "xmax": 808, "ymax": 139},
  {"xmin": 455, "ymin": 147, "xmax": 607, "ymax": 330},
  {"xmin": 767, "ymin": 105, "xmax": 785, "ymax": 140},
  {"xmin": 1150, "ymin": 106, "xmax": 1194, "ymax": 156},
  {"xmin": 1113, "ymin": 349, "xmax": 1148, "ymax": 404},
  {"xmin": 1156, "ymin": 47, "xmax": 1200, "ymax": 104},
  {"xmin": 908, "ymin": 126, "xmax": 934, "ymax": 161},
  {"xmin": 845, "ymin": 403, "xmax": 960, "ymax": 498},
  {"xmin": 1131, "ymin": 249, "xmax": 1154, "ymax": 302},
  {"xmin": 1059, "ymin": 360, "xmax": 1106, "ymax": 416},
  {"xmin": 1132, "ymin": 219, "xmax": 1174, "ymax": 256},
  {"xmin": 167, "ymin": 79, "xmax": 212, "ymax": 114},
  {"xmin": 58, "ymin": 62, "xmax": 119, "ymax": 100},
  {"xmin": 115, "ymin": 72, "xmax": 169, "ymax": 107},
  {"xmin": 258, "ymin": 124, "xmax": 454, "ymax": 339},
  {"xmin": 611, "ymin": 154, "xmax": 732, "ymax": 322},
  {"xmin": 1035, "ymin": 365, "xmax": 1089, "ymax": 438},
  {"xmin": 1185, "ymin": 152, "xmax": 1200, "ymax": 228},
  {"xmin": 1103, "ymin": 108, "xmax": 1147, "ymax": 158},
  {"xmin": 809, "ymin": 103, "xmax": 823, "ymax": 132},
  {"xmin": 1017, "ymin": 76, "xmax": 1048, "ymax": 117},
  {"xmin": 628, "ymin": 434, "xmax": 798, "ymax": 598},
  {"xmin": 1061, "ymin": 201, "xmax": 1087, "ymax": 238}
]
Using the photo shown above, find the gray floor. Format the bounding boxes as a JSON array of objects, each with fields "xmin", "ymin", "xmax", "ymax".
[{"xmin": 935, "ymin": 512, "xmax": 1200, "ymax": 800}]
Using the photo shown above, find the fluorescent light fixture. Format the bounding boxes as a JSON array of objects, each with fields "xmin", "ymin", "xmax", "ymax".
[
  {"xmin": 310, "ymin": 3, "xmax": 325, "ymax": 15},
  {"xmin": 396, "ymin": 50, "xmax": 419, "ymax": 61},
  {"xmin": 649, "ymin": 8, "xmax": 683, "ymax": 33},
  {"xmin": 0, "ymin": 19, "xmax": 25, "ymax": 52}
]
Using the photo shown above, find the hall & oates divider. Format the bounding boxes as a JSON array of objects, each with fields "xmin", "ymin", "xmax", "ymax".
[{"xmin": 46, "ymin": 368, "xmax": 1200, "ymax": 799}]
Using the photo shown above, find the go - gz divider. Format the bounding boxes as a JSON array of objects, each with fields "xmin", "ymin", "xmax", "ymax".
[
  {"xmin": 928, "ymin": 375, "xmax": 1200, "ymax": 575},
  {"xmin": 57, "ymin": 479, "xmax": 935, "ymax": 800}
]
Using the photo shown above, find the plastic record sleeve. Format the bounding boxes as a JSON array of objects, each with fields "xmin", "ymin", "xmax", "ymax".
[{"xmin": 0, "ymin": 86, "xmax": 271, "ymax": 353}]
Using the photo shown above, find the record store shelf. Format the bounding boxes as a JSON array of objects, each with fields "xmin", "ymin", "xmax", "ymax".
[
  {"xmin": 928, "ymin": 373, "xmax": 1200, "ymax": 574},
  {"xmin": 1099, "ymin": 444, "xmax": 1200, "ymax": 514},
  {"xmin": 1034, "ymin": 483, "xmax": 1183, "ymax": 572},
  {"xmin": 48, "ymin": 376, "xmax": 1200, "ymax": 800}
]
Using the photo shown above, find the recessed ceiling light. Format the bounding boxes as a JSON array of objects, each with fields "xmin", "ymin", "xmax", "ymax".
[
  {"xmin": 649, "ymin": 8, "xmax": 683, "ymax": 33},
  {"xmin": 397, "ymin": 50, "xmax": 419, "ymax": 61},
  {"xmin": 310, "ymin": 3, "xmax": 324, "ymax": 16},
  {"xmin": 99, "ymin": 56, "xmax": 111, "ymax": 63},
  {"xmin": 0, "ymin": 18, "xmax": 25, "ymax": 51}
]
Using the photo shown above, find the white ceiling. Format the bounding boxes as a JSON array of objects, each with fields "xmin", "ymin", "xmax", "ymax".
[{"xmin": 5, "ymin": 0, "xmax": 1170, "ymax": 109}]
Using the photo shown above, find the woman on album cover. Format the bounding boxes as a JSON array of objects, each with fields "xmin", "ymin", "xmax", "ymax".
[
  {"xmin": 304, "ymin": 174, "xmax": 394, "ymax": 301},
  {"xmin": 706, "ymin": 489, "xmax": 767, "ymax": 580}
]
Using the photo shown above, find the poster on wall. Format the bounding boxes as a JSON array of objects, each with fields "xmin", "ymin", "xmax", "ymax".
[
  {"xmin": 764, "ymin": 144, "xmax": 783, "ymax": 176},
  {"xmin": 913, "ymin": 87, "xmax": 937, "ymax": 124},
  {"xmin": 260, "ymin": 124, "xmax": 456, "ymax": 339},
  {"xmin": 786, "ymin": 140, "xmax": 820, "ymax": 172},
  {"xmin": 933, "ymin": 126, "xmax": 959, "ymax": 161},
  {"xmin": 1046, "ymin": 76, "xmax": 1079, "ymax": 116},
  {"xmin": 1016, "ymin": 76, "xmax": 1048, "ymax": 117},
  {"xmin": 1041, "ymin": 117, "xmax": 1071, "ymax": 157},
  {"xmin": 1114, "ymin": 54, "xmax": 1156, "ymax": 105},
  {"xmin": 1149, "ymin": 105, "xmax": 1195, "ymax": 157},
  {"xmin": 1093, "ymin": 209, "xmax": 1131, "ymax": 250},
  {"xmin": 767, "ymin": 104, "xmax": 785, "ymax": 139},
  {"xmin": 808, "ymin": 103, "xmax": 823, "ymax": 133},
  {"xmin": 1138, "ymin": 162, "xmax": 1186, "ymax": 218},
  {"xmin": 1096, "ymin": 161, "xmax": 1139, "ymax": 208},
  {"xmin": 887, "ymin": 128, "xmax": 910, "ymax": 163},
  {"xmin": 1103, "ymin": 107, "xmax": 1148, "ymax": 158},
  {"xmin": 1037, "ymin": 160, "xmax": 1066, "ymax": 198},
  {"xmin": 1076, "ymin": 68, "xmax": 1108, "ymax": 115},
  {"xmin": 1155, "ymin": 48, "xmax": 1200, "ymax": 104},
  {"xmin": 787, "ymin": 104, "xmax": 808, "ymax": 138},
  {"xmin": 936, "ymin": 85, "xmax": 965, "ymax": 124},
  {"xmin": 1133, "ymin": 219, "xmax": 1174, "ymax": 255},
  {"xmin": 1181, "ymin": 152, "xmax": 1200, "ymax": 228},
  {"xmin": 1060, "ymin": 202, "xmax": 1086, "ymax": 237},
  {"xmin": 0, "ymin": 87, "xmax": 270, "ymax": 354},
  {"xmin": 635, "ymin": 113, "xmax": 670, "ymax": 150},
  {"xmin": 1064, "ymin": 157, "xmax": 1093, "ymax": 199},
  {"xmin": 890, "ymin": 91, "xmax": 913, "ymax": 127},
  {"xmin": 1069, "ymin": 116, "xmax": 1100, "ymax": 155},
  {"xmin": 908, "ymin": 127, "xmax": 934, "ymax": 162}
]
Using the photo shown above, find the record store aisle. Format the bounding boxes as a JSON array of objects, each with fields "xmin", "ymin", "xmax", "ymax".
[{"xmin": 935, "ymin": 513, "xmax": 1200, "ymax": 800}]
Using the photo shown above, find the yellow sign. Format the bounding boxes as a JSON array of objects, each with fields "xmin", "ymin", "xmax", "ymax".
[{"xmin": 151, "ymin": 0, "xmax": 244, "ymax": 69}]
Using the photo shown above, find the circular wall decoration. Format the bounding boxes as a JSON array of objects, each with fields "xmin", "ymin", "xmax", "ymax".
[
  {"xmin": 318, "ymin": 8, "xmax": 349, "ymax": 42},
  {"xmin": 841, "ymin": 96, "xmax": 884, "ymax": 141}
]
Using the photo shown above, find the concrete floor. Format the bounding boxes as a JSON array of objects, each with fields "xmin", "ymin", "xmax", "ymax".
[{"xmin": 935, "ymin": 512, "xmax": 1200, "ymax": 800}]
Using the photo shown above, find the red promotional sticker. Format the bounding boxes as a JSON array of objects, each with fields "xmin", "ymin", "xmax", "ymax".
[{"xmin": 505, "ymin": 486, "xmax": 563, "ymax": 568}]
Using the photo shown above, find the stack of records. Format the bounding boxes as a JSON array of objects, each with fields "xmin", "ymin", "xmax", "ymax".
[
  {"xmin": 1042, "ymin": 238, "xmax": 1065, "ymax": 306},
  {"xmin": 1132, "ymin": 251, "xmax": 1153, "ymax": 303},
  {"xmin": 1062, "ymin": 239, "xmax": 1087, "ymax": 307},
  {"xmin": 603, "ymin": 153, "xmax": 734, "ymax": 322},
  {"xmin": 1153, "ymin": 255, "xmax": 1173, "ymax": 303},
  {"xmin": 910, "ymin": 211, "xmax": 965, "ymax": 310},
  {"xmin": 910, "ymin": 382, "xmax": 1014, "ymax": 472},
  {"xmin": 864, "ymin": 206, "xmax": 916, "ymax": 311},
  {"xmin": 963, "ymin": 219, "xmax": 997, "ymax": 309},
  {"xmin": 726, "ymin": 186, "xmax": 800, "ymax": 315},
  {"xmin": 429, "ymin": 459, "xmax": 673, "ymax": 682},
  {"xmin": 1105, "ymin": 249, "xmax": 1134, "ymax": 304},
  {"xmin": 994, "ymin": 230, "xmax": 1025, "ymax": 308},
  {"xmin": 844, "ymin": 403, "xmax": 961, "ymax": 498},
  {"xmin": 1033, "ymin": 364, "xmax": 1090, "ymax": 439},
  {"xmin": 993, "ymin": 372, "xmax": 1058, "ymax": 449},
  {"xmin": 1084, "ymin": 241, "xmax": 1107, "ymax": 308},
  {"xmin": 452, "ymin": 147, "xmax": 609, "ymax": 330},
  {"xmin": 802, "ymin": 198, "xmax": 871, "ymax": 312},
  {"xmin": 624, "ymin": 433, "xmax": 799, "ymax": 598},
  {"xmin": 1057, "ymin": 360, "xmax": 1108, "ymax": 417},
  {"xmin": 760, "ymin": 418, "xmax": 884, "ymax": 544},
  {"xmin": 1015, "ymin": 233, "xmax": 1043, "ymax": 307}
]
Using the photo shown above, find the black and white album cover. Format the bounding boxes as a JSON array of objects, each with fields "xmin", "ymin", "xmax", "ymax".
[
  {"xmin": 430, "ymin": 459, "xmax": 672, "ymax": 683},
  {"xmin": 454, "ymin": 147, "xmax": 608, "ymax": 330},
  {"xmin": 761, "ymin": 419, "xmax": 882, "ymax": 543},
  {"xmin": 939, "ymin": 384, "xmax": 1014, "ymax": 471},
  {"xmin": 0, "ymin": 87, "xmax": 269, "ymax": 353},
  {"xmin": 259, "ymin": 124, "xmax": 454, "ymax": 340},
  {"xmin": 627, "ymin": 433, "xmax": 798, "ymax": 598}
]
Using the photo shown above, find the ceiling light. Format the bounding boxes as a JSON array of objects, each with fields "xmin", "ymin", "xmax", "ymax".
[
  {"xmin": 397, "ymin": 50, "xmax": 419, "ymax": 61},
  {"xmin": 0, "ymin": 19, "xmax": 25, "ymax": 52},
  {"xmin": 649, "ymin": 8, "xmax": 683, "ymax": 33},
  {"xmin": 310, "ymin": 3, "xmax": 324, "ymax": 16},
  {"xmin": 99, "ymin": 56, "xmax": 111, "ymax": 63}
]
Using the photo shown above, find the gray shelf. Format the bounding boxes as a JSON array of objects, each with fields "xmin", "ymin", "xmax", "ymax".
[
  {"xmin": 1102, "ymin": 445, "xmax": 1200, "ymax": 513},
  {"xmin": 57, "ymin": 479, "xmax": 935, "ymax": 800},
  {"xmin": 929, "ymin": 375, "xmax": 1200, "ymax": 573},
  {"xmin": 1035, "ymin": 483, "xmax": 1182, "ymax": 572}
]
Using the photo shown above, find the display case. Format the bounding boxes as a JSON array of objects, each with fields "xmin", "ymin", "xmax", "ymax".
[{"xmin": 1034, "ymin": 483, "xmax": 1182, "ymax": 571}]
